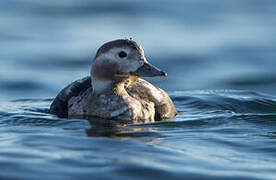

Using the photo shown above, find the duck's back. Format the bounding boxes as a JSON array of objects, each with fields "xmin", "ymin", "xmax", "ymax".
[
  {"xmin": 50, "ymin": 77, "xmax": 177, "ymax": 120},
  {"xmin": 49, "ymin": 77, "xmax": 91, "ymax": 118}
]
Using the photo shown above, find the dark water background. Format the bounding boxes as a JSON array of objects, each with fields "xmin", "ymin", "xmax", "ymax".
[{"xmin": 1, "ymin": 0, "xmax": 276, "ymax": 179}]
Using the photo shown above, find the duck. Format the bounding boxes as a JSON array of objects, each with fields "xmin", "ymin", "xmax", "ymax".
[{"xmin": 49, "ymin": 39, "xmax": 177, "ymax": 123}]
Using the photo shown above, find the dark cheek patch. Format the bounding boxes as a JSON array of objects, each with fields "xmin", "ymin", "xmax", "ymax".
[{"xmin": 93, "ymin": 60, "xmax": 120, "ymax": 80}]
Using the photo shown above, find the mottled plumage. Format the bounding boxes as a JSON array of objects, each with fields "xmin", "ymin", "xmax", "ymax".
[{"xmin": 50, "ymin": 39, "xmax": 177, "ymax": 122}]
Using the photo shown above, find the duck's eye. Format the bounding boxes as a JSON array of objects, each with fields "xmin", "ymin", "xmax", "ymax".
[{"xmin": 118, "ymin": 51, "xmax": 127, "ymax": 58}]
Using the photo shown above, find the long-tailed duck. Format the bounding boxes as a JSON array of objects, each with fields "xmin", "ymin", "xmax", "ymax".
[{"xmin": 50, "ymin": 39, "xmax": 177, "ymax": 123}]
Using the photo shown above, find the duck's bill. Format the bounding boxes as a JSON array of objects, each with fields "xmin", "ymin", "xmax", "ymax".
[{"xmin": 130, "ymin": 62, "xmax": 167, "ymax": 77}]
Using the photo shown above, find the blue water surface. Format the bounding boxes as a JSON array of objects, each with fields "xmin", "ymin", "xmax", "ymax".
[{"xmin": 1, "ymin": 0, "xmax": 276, "ymax": 180}]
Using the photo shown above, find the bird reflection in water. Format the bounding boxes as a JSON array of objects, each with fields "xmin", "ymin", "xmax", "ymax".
[{"xmin": 78, "ymin": 115, "xmax": 162, "ymax": 139}]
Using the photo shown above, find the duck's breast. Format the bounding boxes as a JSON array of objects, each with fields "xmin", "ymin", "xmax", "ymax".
[{"xmin": 126, "ymin": 79, "xmax": 177, "ymax": 120}]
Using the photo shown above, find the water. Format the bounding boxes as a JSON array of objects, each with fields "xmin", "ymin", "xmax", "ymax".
[{"xmin": 1, "ymin": 0, "xmax": 276, "ymax": 179}]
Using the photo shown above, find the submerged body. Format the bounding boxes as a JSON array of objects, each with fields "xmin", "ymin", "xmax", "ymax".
[{"xmin": 50, "ymin": 39, "xmax": 177, "ymax": 122}]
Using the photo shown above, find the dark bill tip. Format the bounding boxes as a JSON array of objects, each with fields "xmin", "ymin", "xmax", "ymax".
[{"xmin": 160, "ymin": 71, "xmax": 167, "ymax": 77}]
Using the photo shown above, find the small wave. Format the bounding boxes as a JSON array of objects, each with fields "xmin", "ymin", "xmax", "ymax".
[{"xmin": 171, "ymin": 90, "xmax": 276, "ymax": 114}]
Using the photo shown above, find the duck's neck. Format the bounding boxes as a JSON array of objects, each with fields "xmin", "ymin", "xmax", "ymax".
[{"xmin": 91, "ymin": 78, "xmax": 127, "ymax": 96}]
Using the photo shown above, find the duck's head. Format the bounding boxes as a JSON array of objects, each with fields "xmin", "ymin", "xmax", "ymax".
[{"xmin": 91, "ymin": 39, "xmax": 166, "ymax": 85}]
